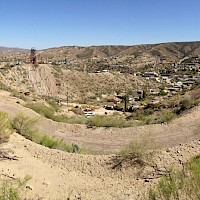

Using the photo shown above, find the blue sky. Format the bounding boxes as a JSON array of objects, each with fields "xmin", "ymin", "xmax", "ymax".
[{"xmin": 0, "ymin": 0, "xmax": 200, "ymax": 49}]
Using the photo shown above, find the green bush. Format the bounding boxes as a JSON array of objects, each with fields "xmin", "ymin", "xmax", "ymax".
[
  {"xmin": 46, "ymin": 100, "xmax": 60, "ymax": 112},
  {"xmin": 25, "ymin": 103, "xmax": 55, "ymax": 119},
  {"xmin": 119, "ymin": 139, "xmax": 153, "ymax": 164},
  {"xmin": 154, "ymin": 111, "xmax": 177, "ymax": 124},
  {"xmin": 40, "ymin": 135, "xmax": 59, "ymax": 149},
  {"xmin": 0, "ymin": 176, "xmax": 31, "ymax": 200},
  {"xmin": 11, "ymin": 113, "xmax": 84, "ymax": 153},
  {"xmin": 179, "ymin": 97, "xmax": 192, "ymax": 111},
  {"xmin": 11, "ymin": 113, "xmax": 41, "ymax": 142},
  {"xmin": 0, "ymin": 181, "xmax": 20, "ymax": 200},
  {"xmin": 156, "ymin": 168, "xmax": 184, "ymax": 200},
  {"xmin": 148, "ymin": 155, "xmax": 200, "ymax": 200},
  {"xmin": 158, "ymin": 90, "xmax": 168, "ymax": 96},
  {"xmin": 87, "ymin": 115, "xmax": 133, "ymax": 128},
  {"xmin": 71, "ymin": 107, "xmax": 84, "ymax": 115},
  {"xmin": 141, "ymin": 111, "xmax": 177, "ymax": 125},
  {"xmin": 111, "ymin": 138, "xmax": 154, "ymax": 169},
  {"xmin": 185, "ymin": 155, "xmax": 200, "ymax": 198},
  {"xmin": 0, "ymin": 112, "xmax": 13, "ymax": 143},
  {"xmin": 40, "ymin": 135, "xmax": 84, "ymax": 153}
]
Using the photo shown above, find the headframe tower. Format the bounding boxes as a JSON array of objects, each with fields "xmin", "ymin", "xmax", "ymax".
[{"xmin": 30, "ymin": 47, "xmax": 36, "ymax": 64}]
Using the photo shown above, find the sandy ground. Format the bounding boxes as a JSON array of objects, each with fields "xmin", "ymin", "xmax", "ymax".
[{"xmin": 0, "ymin": 133, "xmax": 199, "ymax": 199}]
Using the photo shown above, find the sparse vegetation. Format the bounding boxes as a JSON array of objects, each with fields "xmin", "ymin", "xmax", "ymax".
[
  {"xmin": 71, "ymin": 107, "xmax": 84, "ymax": 115},
  {"xmin": 110, "ymin": 138, "xmax": 155, "ymax": 169},
  {"xmin": 0, "ymin": 81, "xmax": 26, "ymax": 101},
  {"xmin": 11, "ymin": 113, "xmax": 85, "ymax": 153},
  {"xmin": 0, "ymin": 176, "xmax": 31, "ymax": 200},
  {"xmin": 26, "ymin": 102, "xmax": 138, "ymax": 127},
  {"xmin": 25, "ymin": 103, "xmax": 55, "ymax": 119},
  {"xmin": 46, "ymin": 100, "xmax": 60, "ymax": 112},
  {"xmin": 0, "ymin": 112, "xmax": 13, "ymax": 143},
  {"xmin": 148, "ymin": 155, "xmax": 200, "ymax": 200},
  {"xmin": 143, "ymin": 111, "xmax": 177, "ymax": 125},
  {"xmin": 25, "ymin": 103, "xmax": 87, "ymax": 124},
  {"xmin": 87, "ymin": 115, "xmax": 133, "ymax": 128},
  {"xmin": 131, "ymin": 109, "xmax": 177, "ymax": 125},
  {"xmin": 11, "ymin": 113, "xmax": 40, "ymax": 142}
]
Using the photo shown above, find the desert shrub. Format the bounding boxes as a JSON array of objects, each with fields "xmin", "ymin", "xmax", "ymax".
[
  {"xmin": 46, "ymin": 100, "xmax": 60, "ymax": 112},
  {"xmin": 185, "ymin": 155, "xmax": 200, "ymax": 198},
  {"xmin": 111, "ymin": 139, "xmax": 154, "ymax": 169},
  {"xmin": 156, "ymin": 168, "xmax": 185, "ymax": 200},
  {"xmin": 151, "ymin": 50, "xmax": 161, "ymax": 57},
  {"xmin": 173, "ymin": 96, "xmax": 195, "ymax": 115},
  {"xmin": 11, "ymin": 114, "xmax": 84, "ymax": 153},
  {"xmin": 0, "ymin": 81, "xmax": 11, "ymax": 91},
  {"xmin": 11, "ymin": 113, "xmax": 41, "ymax": 142},
  {"xmin": 0, "ymin": 81, "xmax": 26, "ymax": 101},
  {"xmin": 87, "ymin": 115, "xmax": 133, "ymax": 128},
  {"xmin": 4, "ymin": 63, "xmax": 14, "ymax": 69},
  {"xmin": 141, "ymin": 115, "xmax": 155, "ymax": 125},
  {"xmin": 0, "ymin": 176, "xmax": 31, "ymax": 200},
  {"xmin": 148, "ymin": 155, "xmax": 200, "ymax": 200},
  {"xmin": 54, "ymin": 140, "xmax": 83, "ymax": 153},
  {"xmin": 25, "ymin": 103, "xmax": 55, "ymax": 119},
  {"xmin": 39, "ymin": 135, "xmax": 84, "ymax": 153},
  {"xmin": 71, "ymin": 107, "xmax": 84, "ymax": 115},
  {"xmin": 0, "ymin": 181, "xmax": 20, "ymax": 200},
  {"xmin": 154, "ymin": 111, "xmax": 177, "ymax": 124},
  {"xmin": 158, "ymin": 90, "xmax": 168, "ymax": 96},
  {"xmin": 40, "ymin": 135, "xmax": 59, "ymax": 149},
  {"xmin": 0, "ymin": 112, "xmax": 13, "ymax": 143},
  {"xmin": 130, "ymin": 108, "xmax": 155, "ymax": 122},
  {"xmin": 119, "ymin": 139, "xmax": 152, "ymax": 163},
  {"xmin": 179, "ymin": 97, "xmax": 192, "ymax": 111},
  {"xmin": 141, "ymin": 111, "xmax": 177, "ymax": 125},
  {"xmin": 11, "ymin": 90, "xmax": 27, "ymax": 101}
]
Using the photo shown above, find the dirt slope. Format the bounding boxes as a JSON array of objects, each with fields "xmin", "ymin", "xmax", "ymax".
[{"xmin": 0, "ymin": 133, "xmax": 199, "ymax": 199}]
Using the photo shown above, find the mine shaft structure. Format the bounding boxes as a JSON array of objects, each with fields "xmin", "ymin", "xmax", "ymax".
[{"xmin": 30, "ymin": 48, "xmax": 36, "ymax": 64}]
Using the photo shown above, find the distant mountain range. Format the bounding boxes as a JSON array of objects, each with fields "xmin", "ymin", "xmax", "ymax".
[
  {"xmin": 1, "ymin": 41, "xmax": 200, "ymax": 62},
  {"xmin": 0, "ymin": 46, "xmax": 28, "ymax": 53}
]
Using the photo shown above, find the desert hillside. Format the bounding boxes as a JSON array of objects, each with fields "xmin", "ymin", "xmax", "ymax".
[
  {"xmin": 0, "ymin": 41, "xmax": 199, "ymax": 199},
  {"xmin": 0, "ymin": 63, "xmax": 157, "ymax": 101}
]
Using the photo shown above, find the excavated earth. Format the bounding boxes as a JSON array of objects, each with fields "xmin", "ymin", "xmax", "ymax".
[{"xmin": 0, "ymin": 90, "xmax": 199, "ymax": 199}]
